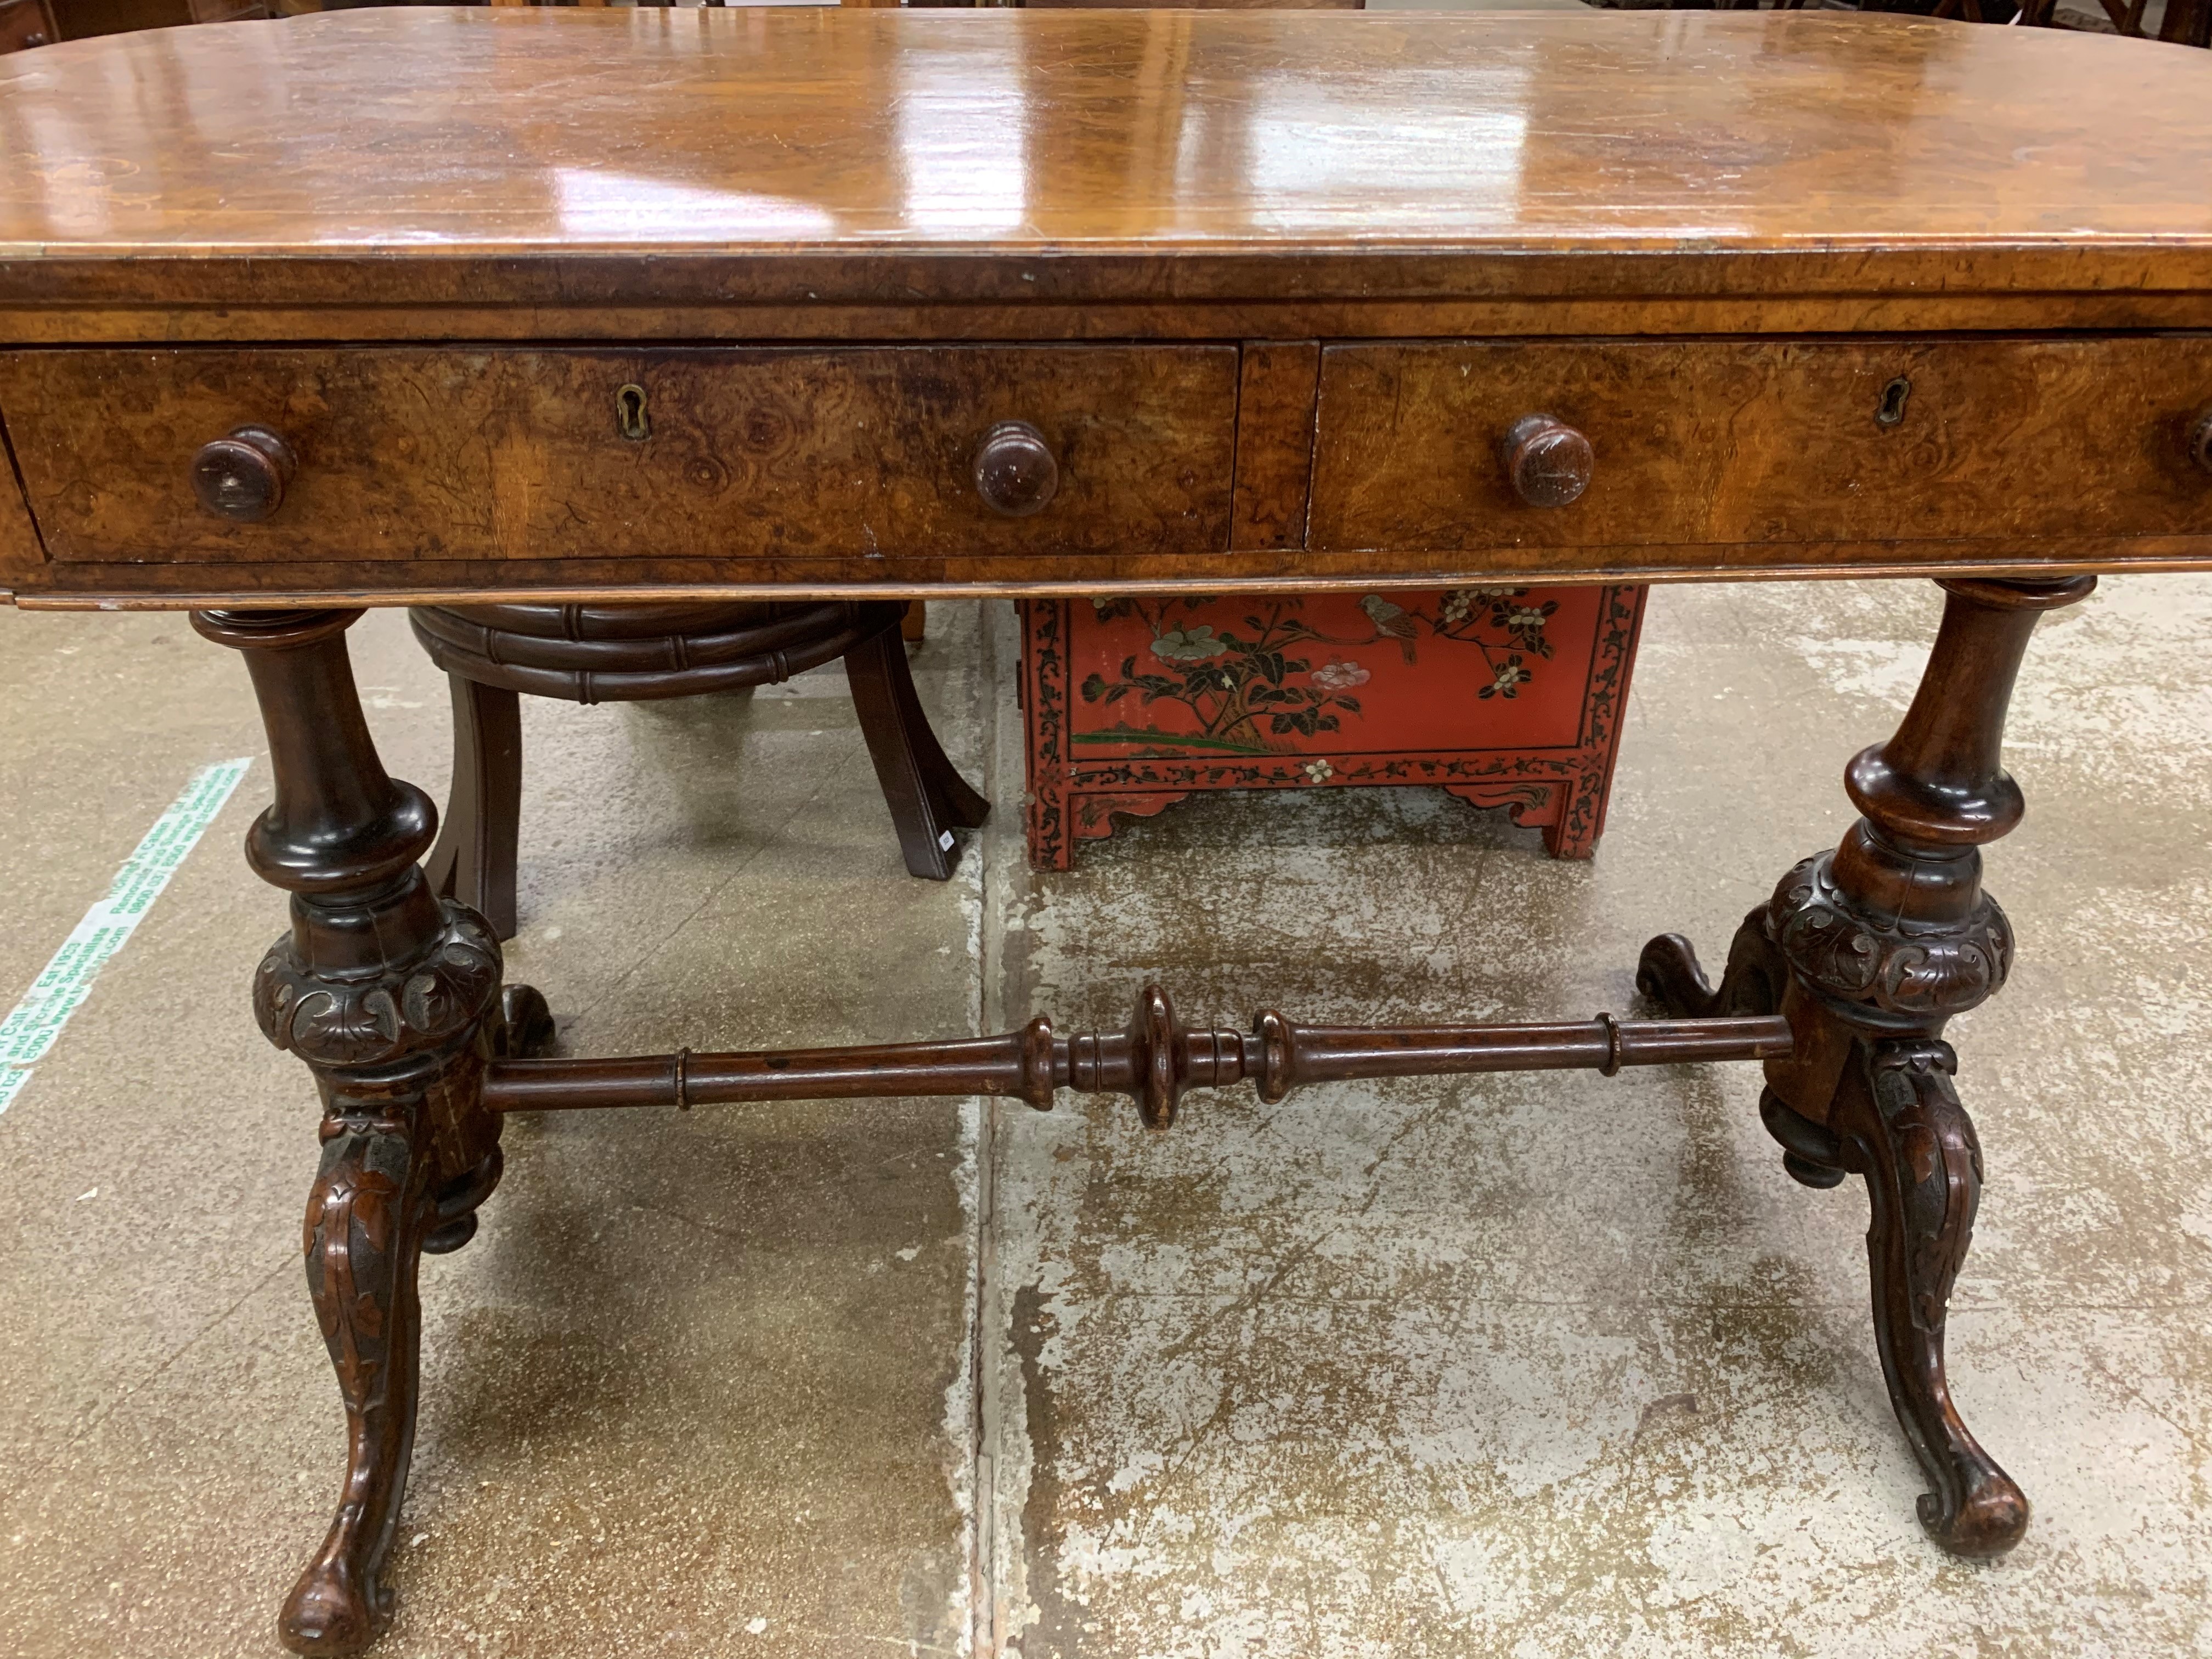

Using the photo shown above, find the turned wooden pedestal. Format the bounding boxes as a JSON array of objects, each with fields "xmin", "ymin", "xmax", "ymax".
[{"xmin": 1639, "ymin": 575, "xmax": 2095, "ymax": 1556}]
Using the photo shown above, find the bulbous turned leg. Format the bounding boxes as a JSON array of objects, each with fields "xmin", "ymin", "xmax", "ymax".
[
  {"xmin": 194, "ymin": 608, "xmax": 529, "ymax": 1655},
  {"xmin": 1634, "ymin": 574, "xmax": 2091, "ymax": 1555},
  {"xmin": 1832, "ymin": 1037, "xmax": 2028, "ymax": 1556}
]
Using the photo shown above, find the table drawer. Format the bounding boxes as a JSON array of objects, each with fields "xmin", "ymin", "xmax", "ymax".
[
  {"xmin": 1310, "ymin": 338, "xmax": 2212, "ymax": 554},
  {"xmin": 0, "ymin": 346, "xmax": 1238, "ymax": 565}
]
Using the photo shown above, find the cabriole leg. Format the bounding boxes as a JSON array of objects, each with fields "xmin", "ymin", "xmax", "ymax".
[
  {"xmin": 193, "ymin": 609, "xmax": 535, "ymax": 1655},
  {"xmin": 1639, "ymin": 574, "xmax": 2094, "ymax": 1557}
]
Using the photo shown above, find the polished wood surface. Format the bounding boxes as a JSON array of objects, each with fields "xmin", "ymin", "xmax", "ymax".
[
  {"xmin": 1310, "ymin": 337, "xmax": 2212, "ymax": 557},
  {"xmin": 0, "ymin": 9, "xmax": 2208, "ymax": 607},
  {"xmin": 4, "ymin": 18, "xmax": 2205, "ymax": 1640},
  {"xmin": 1227, "ymin": 340, "xmax": 1319, "ymax": 551},
  {"xmin": 0, "ymin": 432, "xmax": 38, "ymax": 583},
  {"xmin": 1, "ymin": 345, "xmax": 1238, "ymax": 565},
  {"xmin": 480, "ymin": 986, "xmax": 1792, "ymax": 1122},
  {"xmin": 0, "ymin": 8, "xmax": 2209, "ymax": 312},
  {"xmin": 1640, "ymin": 573, "xmax": 2098, "ymax": 1557}
]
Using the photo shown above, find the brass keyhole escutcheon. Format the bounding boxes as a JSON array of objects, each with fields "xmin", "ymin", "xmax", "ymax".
[
  {"xmin": 616, "ymin": 383, "xmax": 650, "ymax": 442},
  {"xmin": 1875, "ymin": 376, "xmax": 1912, "ymax": 428}
]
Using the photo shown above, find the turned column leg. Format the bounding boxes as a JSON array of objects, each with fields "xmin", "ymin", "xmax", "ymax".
[
  {"xmin": 193, "ymin": 609, "xmax": 545, "ymax": 1656},
  {"xmin": 1639, "ymin": 574, "xmax": 2093, "ymax": 1558}
]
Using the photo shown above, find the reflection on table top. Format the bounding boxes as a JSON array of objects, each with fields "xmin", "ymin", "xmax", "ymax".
[{"xmin": 0, "ymin": 5, "xmax": 2208, "ymax": 289}]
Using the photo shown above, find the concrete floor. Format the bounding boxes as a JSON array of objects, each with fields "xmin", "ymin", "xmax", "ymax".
[{"xmin": 0, "ymin": 578, "xmax": 2207, "ymax": 1658}]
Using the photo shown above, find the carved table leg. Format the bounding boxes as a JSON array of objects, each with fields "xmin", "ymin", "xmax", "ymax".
[
  {"xmin": 193, "ymin": 610, "xmax": 548, "ymax": 1655},
  {"xmin": 1639, "ymin": 575, "xmax": 2094, "ymax": 1558}
]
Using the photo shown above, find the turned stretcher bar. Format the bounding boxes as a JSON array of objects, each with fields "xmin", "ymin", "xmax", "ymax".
[{"xmin": 482, "ymin": 984, "xmax": 1796, "ymax": 1128}]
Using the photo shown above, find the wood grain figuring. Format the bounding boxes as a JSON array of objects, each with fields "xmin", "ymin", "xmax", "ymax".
[
  {"xmin": 1310, "ymin": 337, "xmax": 2212, "ymax": 556},
  {"xmin": 1229, "ymin": 341, "xmax": 1318, "ymax": 550},
  {"xmin": 0, "ymin": 346, "xmax": 1238, "ymax": 565},
  {"xmin": 0, "ymin": 406, "xmax": 40, "ymax": 588},
  {"xmin": 1, "ymin": 9, "xmax": 2191, "ymax": 1627},
  {"xmin": 1, "ymin": 9, "xmax": 2211, "ymax": 319}
]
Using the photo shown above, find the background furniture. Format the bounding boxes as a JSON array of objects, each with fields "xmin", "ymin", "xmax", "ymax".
[
  {"xmin": 2018, "ymin": 0, "xmax": 2210, "ymax": 45},
  {"xmin": 1607, "ymin": 0, "xmax": 2210, "ymax": 46},
  {"xmin": 0, "ymin": 0, "xmax": 260, "ymax": 51},
  {"xmin": 410, "ymin": 599, "xmax": 987, "ymax": 939},
  {"xmin": 1022, "ymin": 585, "xmax": 1646, "ymax": 868},
  {"xmin": 4, "ymin": 10, "xmax": 2210, "ymax": 1652},
  {"xmin": 0, "ymin": 0, "xmax": 54, "ymax": 50}
]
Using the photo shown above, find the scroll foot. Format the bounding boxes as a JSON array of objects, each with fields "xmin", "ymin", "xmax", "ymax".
[
  {"xmin": 279, "ymin": 1121, "xmax": 436, "ymax": 1655},
  {"xmin": 1835, "ymin": 1038, "xmax": 2029, "ymax": 1558},
  {"xmin": 1637, "ymin": 906, "xmax": 1784, "ymax": 1019}
]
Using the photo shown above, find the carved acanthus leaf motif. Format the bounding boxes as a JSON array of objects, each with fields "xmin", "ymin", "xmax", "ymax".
[
  {"xmin": 255, "ymin": 903, "xmax": 503, "ymax": 1067},
  {"xmin": 1868, "ymin": 1041, "xmax": 1980, "ymax": 1334},
  {"xmin": 1767, "ymin": 854, "xmax": 2011, "ymax": 1019}
]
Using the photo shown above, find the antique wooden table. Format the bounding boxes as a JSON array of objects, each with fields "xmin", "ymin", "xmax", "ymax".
[{"xmin": 3, "ymin": 8, "xmax": 2208, "ymax": 1651}]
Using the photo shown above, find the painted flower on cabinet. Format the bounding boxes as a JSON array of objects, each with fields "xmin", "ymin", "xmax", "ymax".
[
  {"xmin": 1075, "ymin": 591, "xmax": 1558, "ymax": 754},
  {"xmin": 1481, "ymin": 657, "xmax": 1534, "ymax": 699},
  {"xmin": 1150, "ymin": 625, "xmax": 1230, "ymax": 662}
]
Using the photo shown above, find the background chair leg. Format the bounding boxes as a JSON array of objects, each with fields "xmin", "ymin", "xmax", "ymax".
[
  {"xmin": 844, "ymin": 625, "xmax": 990, "ymax": 881},
  {"xmin": 424, "ymin": 675, "xmax": 523, "ymax": 941}
]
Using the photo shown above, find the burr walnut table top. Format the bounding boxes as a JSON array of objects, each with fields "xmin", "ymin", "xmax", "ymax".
[
  {"xmin": 2, "ymin": 7, "xmax": 2210, "ymax": 301},
  {"xmin": 0, "ymin": 7, "xmax": 2208, "ymax": 605}
]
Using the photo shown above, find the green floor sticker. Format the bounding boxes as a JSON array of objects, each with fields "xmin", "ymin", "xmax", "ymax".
[{"xmin": 0, "ymin": 757, "xmax": 252, "ymax": 1115}]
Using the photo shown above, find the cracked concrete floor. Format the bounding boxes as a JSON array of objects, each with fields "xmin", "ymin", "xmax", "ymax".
[{"xmin": 1, "ymin": 579, "xmax": 2208, "ymax": 1658}]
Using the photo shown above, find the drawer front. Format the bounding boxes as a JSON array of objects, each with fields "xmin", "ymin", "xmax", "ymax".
[
  {"xmin": 0, "ymin": 346, "xmax": 1237, "ymax": 564},
  {"xmin": 1310, "ymin": 338, "xmax": 2212, "ymax": 554}
]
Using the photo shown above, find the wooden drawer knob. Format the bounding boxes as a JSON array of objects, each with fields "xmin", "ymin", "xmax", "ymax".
[
  {"xmin": 973, "ymin": 421, "xmax": 1058, "ymax": 518},
  {"xmin": 191, "ymin": 426, "xmax": 297, "ymax": 523},
  {"xmin": 1502, "ymin": 414, "xmax": 1593, "ymax": 508},
  {"xmin": 2190, "ymin": 406, "xmax": 2212, "ymax": 477}
]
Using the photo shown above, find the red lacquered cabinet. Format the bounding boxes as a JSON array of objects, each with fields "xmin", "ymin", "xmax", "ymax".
[{"xmin": 1019, "ymin": 584, "xmax": 1648, "ymax": 870}]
